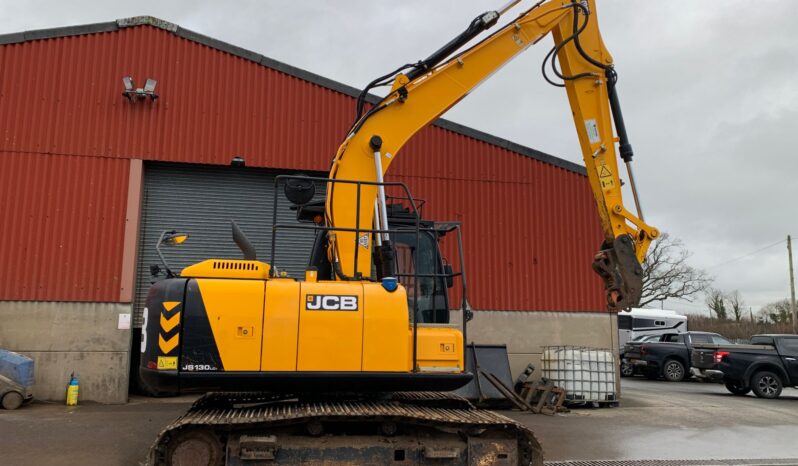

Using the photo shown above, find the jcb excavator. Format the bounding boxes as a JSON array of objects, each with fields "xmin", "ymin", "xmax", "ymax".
[{"xmin": 140, "ymin": 1, "xmax": 659, "ymax": 464}]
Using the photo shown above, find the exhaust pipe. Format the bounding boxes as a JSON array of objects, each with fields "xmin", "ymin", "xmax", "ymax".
[{"xmin": 232, "ymin": 220, "xmax": 257, "ymax": 260}]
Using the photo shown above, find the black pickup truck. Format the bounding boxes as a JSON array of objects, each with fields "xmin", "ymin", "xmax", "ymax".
[
  {"xmin": 620, "ymin": 334, "xmax": 664, "ymax": 377},
  {"xmin": 691, "ymin": 334, "xmax": 798, "ymax": 398},
  {"xmin": 623, "ymin": 331, "xmax": 732, "ymax": 382}
]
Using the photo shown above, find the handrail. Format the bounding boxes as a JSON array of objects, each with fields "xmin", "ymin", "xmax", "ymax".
[{"xmin": 270, "ymin": 174, "xmax": 469, "ymax": 373}]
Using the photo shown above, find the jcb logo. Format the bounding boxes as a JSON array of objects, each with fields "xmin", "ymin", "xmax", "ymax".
[{"xmin": 306, "ymin": 294, "xmax": 358, "ymax": 311}]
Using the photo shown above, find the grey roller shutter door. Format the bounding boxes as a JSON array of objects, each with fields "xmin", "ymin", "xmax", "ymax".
[{"xmin": 134, "ymin": 162, "xmax": 324, "ymax": 327}]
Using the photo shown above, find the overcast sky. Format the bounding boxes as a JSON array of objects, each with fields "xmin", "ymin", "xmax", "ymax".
[{"xmin": 2, "ymin": 1, "xmax": 796, "ymax": 314}]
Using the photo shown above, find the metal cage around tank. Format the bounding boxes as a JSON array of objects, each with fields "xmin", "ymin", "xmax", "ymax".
[{"xmin": 541, "ymin": 345, "xmax": 618, "ymax": 404}]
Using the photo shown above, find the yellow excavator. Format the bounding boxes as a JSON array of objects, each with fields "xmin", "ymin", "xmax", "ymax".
[{"xmin": 140, "ymin": 1, "xmax": 659, "ymax": 464}]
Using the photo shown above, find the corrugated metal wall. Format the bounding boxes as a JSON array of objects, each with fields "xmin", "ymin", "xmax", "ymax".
[
  {"xmin": 0, "ymin": 152, "xmax": 129, "ymax": 301},
  {"xmin": 391, "ymin": 128, "xmax": 603, "ymax": 311},
  {"xmin": 0, "ymin": 26, "xmax": 350, "ymax": 169},
  {"xmin": 0, "ymin": 23, "xmax": 604, "ymax": 311},
  {"xmin": 135, "ymin": 163, "xmax": 326, "ymax": 326}
]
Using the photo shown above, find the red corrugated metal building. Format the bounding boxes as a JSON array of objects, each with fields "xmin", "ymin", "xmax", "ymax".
[{"xmin": 0, "ymin": 17, "xmax": 613, "ymax": 402}]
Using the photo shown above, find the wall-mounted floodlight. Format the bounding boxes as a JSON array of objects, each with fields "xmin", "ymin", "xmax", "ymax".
[
  {"xmin": 122, "ymin": 76, "xmax": 159, "ymax": 102},
  {"xmin": 144, "ymin": 79, "xmax": 157, "ymax": 94},
  {"xmin": 123, "ymin": 76, "xmax": 134, "ymax": 92}
]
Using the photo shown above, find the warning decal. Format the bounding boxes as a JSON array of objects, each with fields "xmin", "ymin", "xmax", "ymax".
[
  {"xmin": 157, "ymin": 356, "xmax": 177, "ymax": 370},
  {"xmin": 598, "ymin": 163, "xmax": 615, "ymax": 189}
]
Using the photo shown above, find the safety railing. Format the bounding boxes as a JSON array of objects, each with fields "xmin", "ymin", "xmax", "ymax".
[{"xmin": 269, "ymin": 174, "xmax": 471, "ymax": 372}]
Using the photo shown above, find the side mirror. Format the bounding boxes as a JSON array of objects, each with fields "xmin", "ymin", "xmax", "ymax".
[
  {"xmin": 156, "ymin": 230, "xmax": 189, "ymax": 279},
  {"xmin": 443, "ymin": 263, "xmax": 454, "ymax": 288},
  {"xmin": 160, "ymin": 231, "xmax": 189, "ymax": 246}
]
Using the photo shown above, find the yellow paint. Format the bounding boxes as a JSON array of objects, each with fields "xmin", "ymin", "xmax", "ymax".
[
  {"xmin": 162, "ymin": 301, "xmax": 180, "ymax": 312},
  {"xmin": 263, "ymin": 279, "xmax": 461, "ymax": 374},
  {"xmin": 598, "ymin": 163, "xmax": 615, "ymax": 189},
  {"xmin": 261, "ymin": 279, "xmax": 301, "ymax": 371},
  {"xmin": 174, "ymin": 271, "xmax": 467, "ymax": 376},
  {"xmin": 297, "ymin": 281, "xmax": 364, "ymax": 371},
  {"xmin": 304, "ymin": 269, "xmax": 318, "ymax": 282},
  {"xmin": 159, "ymin": 333, "xmax": 179, "ymax": 354},
  {"xmin": 197, "ymin": 279, "xmax": 264, "ymax": 371},
  {"xmin": 157, "ymin": 356, "xmax": 177, "ymax": 370},
  {"xmin": 182, "ymin": 259, "xmax": 271, "ymax": 280},
  {"xmin": 415, "ymin": 327, "xmax": 464, "ymax": 372},
  {"xmin": 362, "ymin": 283, "xmax": 411, "ymax": 372},
  {"xmin": 160, "ymin": 312, "xmax": 180, "ymax": 333},
  {"xmin": 326, "ymin": 0, "xmax": 658, "ymax": 275}
]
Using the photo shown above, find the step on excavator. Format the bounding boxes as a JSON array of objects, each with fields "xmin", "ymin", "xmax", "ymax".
[{"xmin": 139, "ymin": 1, "xmax": 660, "ymax": 464}]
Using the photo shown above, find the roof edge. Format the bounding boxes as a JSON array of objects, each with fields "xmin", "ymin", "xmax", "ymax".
[
  {"xmin": 0, "ymin": 15, "xmax": 586, "ymax": 176},
  {"xmin": 117, "ymin": 16, "xmax": 178, "ymax": 32},
  {"xmin": 0, "ymin": 20, "xmax": 118, "ymax": 45}
]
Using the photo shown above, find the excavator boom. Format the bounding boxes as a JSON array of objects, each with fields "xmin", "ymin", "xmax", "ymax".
[{"xmin": 325, "ymin": 0, "xmax": 658, "ymax": 310}]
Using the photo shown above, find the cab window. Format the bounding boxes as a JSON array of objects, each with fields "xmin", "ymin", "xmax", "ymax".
[
  {"xmin": 711, "ymin": 335, "xmax": 732, "ymax": 345},
  {"xmin": 779, "ymin": 337, "xmax": 798, "ymax": 355},
  {"xmin": 751, "ymin": 336, "xmax": 774, "ymax": 346},
  {"xmin": 393, "ymin": 231, "xmax": 448, "ymax": 324},
  {"xmin": 618, "ymin": 315, "xmax": 632, "ymax": 330},
  {"xmin": 663, "ymin": 334, "xmax": 683, "ymax": 343},
  {"xmin": 690, "ymin": 334, "xmax": 712, "ymax": 344}
]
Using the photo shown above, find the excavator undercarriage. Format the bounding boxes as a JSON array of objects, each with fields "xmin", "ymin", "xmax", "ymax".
[{"xmin": 149, "ymin": 392, "xmax": 542, "ymax": 466}]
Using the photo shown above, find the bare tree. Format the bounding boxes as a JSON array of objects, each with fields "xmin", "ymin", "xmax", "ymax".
[
  {"xmin": 760, "ymin": 299, "xmax": 793, "ymax": 324},
  {"xmin": 728, "ymin": 290, "xmax": 745, "ymax": 322},
  {"xmin": 640, "ymin": 233, "xmax": 712, "ymax": 308},
  {"xmin": 705, "ymin": 288, "xmax": 728, "ymax": 319}
]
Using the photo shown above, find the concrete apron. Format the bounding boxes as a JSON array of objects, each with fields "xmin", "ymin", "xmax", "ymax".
[
  {"xmin": 0, "ymin": 301, "xmax": 132, "ymax": 403},
  {"xmin": 458, "ymin": 310, "xmax": 621, "ymax": 393}
]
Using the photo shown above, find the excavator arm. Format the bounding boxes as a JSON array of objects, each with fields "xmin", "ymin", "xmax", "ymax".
[{"xmin": 325, "ymin": 0, "xmax": 659, "ymax": 310}]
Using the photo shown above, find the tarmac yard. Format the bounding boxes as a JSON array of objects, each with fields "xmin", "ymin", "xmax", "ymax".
[
  {"xmin": 517, "ymin": 378, "xmax": 798, "ymax": 463},
  {"xmin": 1, "ymin": 378, "xmax": 797, "ymax": 466}
]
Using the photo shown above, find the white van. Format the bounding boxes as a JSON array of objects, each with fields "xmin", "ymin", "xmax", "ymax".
[{"xmin": 617, "ymin": 308, "xmax": 688, "ymax": 348}]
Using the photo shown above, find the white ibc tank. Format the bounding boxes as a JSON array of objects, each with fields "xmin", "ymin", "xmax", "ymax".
[{"xmin": 541, "ymin": 346, "xmax": 617, "ymax": 403}]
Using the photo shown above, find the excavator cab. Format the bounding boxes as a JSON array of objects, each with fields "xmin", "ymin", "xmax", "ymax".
[
  {"xmin": 296, "ymin": 177, "xmax": 465, "ymax": 324},
  {"xmin": 301, "ymin": 200, "xmax": 457, "ymax": 325}
]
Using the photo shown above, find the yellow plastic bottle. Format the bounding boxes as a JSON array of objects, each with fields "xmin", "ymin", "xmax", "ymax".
[{"xmin": 66, "ymin": 373, "xmax": 79, "ymax": 406}]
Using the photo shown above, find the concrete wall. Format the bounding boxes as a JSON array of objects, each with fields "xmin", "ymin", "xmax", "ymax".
[
  {"xmin": 0, "ymin": 302, "xmax": 618, "ymax": 403},
  {"xmin": 464, "ymin": 310, "xmax": 621, "ymax": 393},
  {"xmin": 0, "ymin": 301, "xmax": 132, "ymax": 403}
]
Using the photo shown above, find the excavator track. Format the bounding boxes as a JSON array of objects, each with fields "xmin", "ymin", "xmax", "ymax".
[{"xmin": 147, "ymin": 391, "xmax": 542, "ymax": 466}]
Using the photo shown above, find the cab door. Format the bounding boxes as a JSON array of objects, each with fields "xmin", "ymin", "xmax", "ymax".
[{"xmin": 777, "ymin": 337, "xmax": 798, "ymax": 383}]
